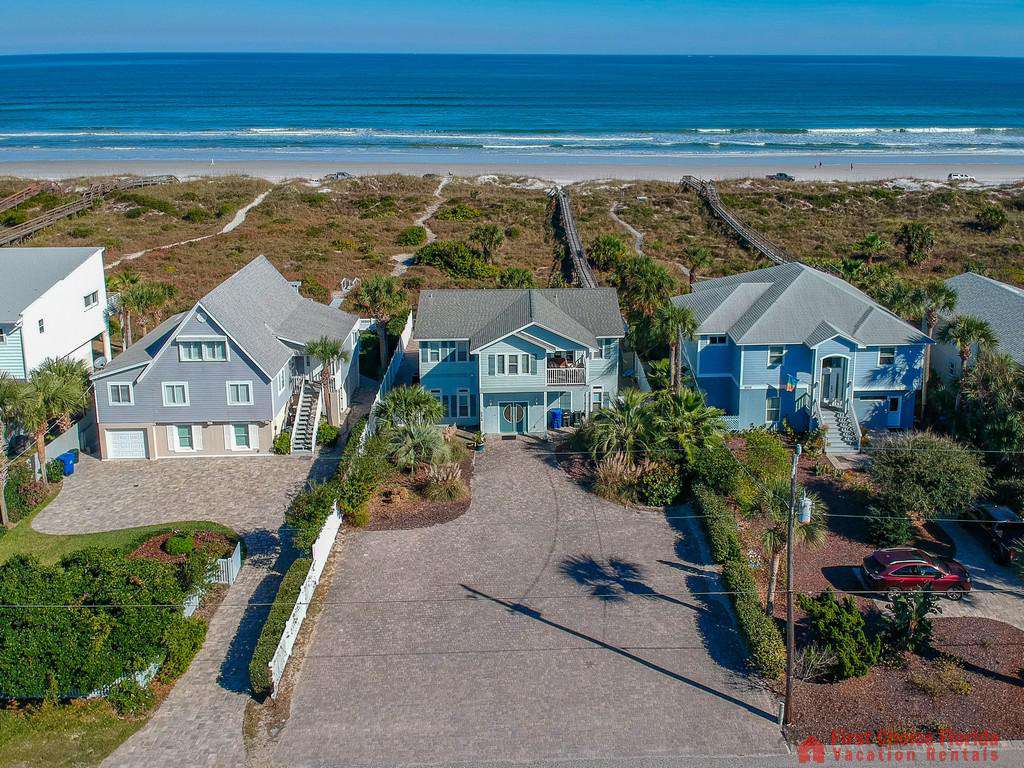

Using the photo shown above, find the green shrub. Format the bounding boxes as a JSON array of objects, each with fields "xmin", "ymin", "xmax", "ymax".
[
  {"xmin": 724, "ymin": 560, "xmax": 786, "ymax": 678},
  {"xmin": 287, "ymin": 481, "xmax": 340, "ymax": 551},
  {"xmin": 299, "ymin": 275, "xmax": 329, "ymax": 303},
  {"xmin": 182, "ymin": 207, "xmax": 209, "ymax": 223},
  {"xmin": 163, "ymin": 534, "xmax": 195, "ymax": 556},
  {"xmin": 107, "ymin": 679, "xmax": 155, "ymax": 716},
  {"xmin": 249, "ymin": 557, "xmax": 312, "ymax": 698},
  {"xmin": 316, "ymin": 422, "xmax": 340, "ymax": 448},
  {"xmin": 797, "ymin": 590, "xmax": 880, "ymax": 680},
  {"xmin": 215, "ymin": 202, "xmax": 234, "ymax": 218},
  {"xmin": 115, "ymin": 192, "xmax": 178, "ymax": 216},
  {"xmin": 354, "ymin": 195, "xmax": 398, "ymax": 219},
  {"xmin": 741, "ymin": 430, "xmax": 791, "ymax": 480},
  {"xmin": 694, "ymin": 485, "xmax": 741, "ymax": 563},
  {"xmin": 884, "ymin": 589, "xmax": 940, "ymax": 655},
  {"xmin": 70, "ymin": 225, "xmax": 95, "ymax": 237},
  {"xmin": 124, "ymin": 207, "xmax": 144, "ymax": 219},
  {"xmin": 414, "ymin": 240, "xmax": 493, "ymax": 279},
  {"xmin": 272, "ymin": 431, "xmax": 292, "ymax": 455},
  {"xmin": 396, "ymin": 226, "xmax": 428, "ymax": 246},
  {"xmin": 347, "ymin": 502, "xmax": 370, "ymax": 527},
  {"xmin": 637, "ymin": 461, "xmax": 683, "ymax": 506},
  {"xmin": 423, "ymin": 462, "xmax": 468, "ymax": 501},
  {"xmin": 158, "ymin": 616, "xmax": 207, "ymax": 682},
  {"xmin": 4, "ymin": 462, "xmax": 49, "ymax": 522},
  {"xmin": 505, "ymin": 224, "xmax": 522, "ymax": 240},
  {"xmin": 435, "ymin": 202, "xmax": 481, "ymax": 221},
  {"xmin": 865, "ymin": 504, "xmax": 915, "ymax": 547},
  {"xmin": 498, "ymin": 267, "xmax": 535, "ymax": 288},
  {"xmin": 976, "ymin": 204, "xmax": 1008, "ymax": 232},
  {"xmin": 691, "ymin": 440, "xmax": 739, "ymax": 496},
  {"xmin": 45, "ymin": 459, "xmax": 65, "ymax": 484}
]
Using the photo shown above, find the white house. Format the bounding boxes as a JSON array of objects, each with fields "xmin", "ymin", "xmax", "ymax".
[{"xmin": 0, "ymin": 247, "xmax": 112, "ymax": 379}]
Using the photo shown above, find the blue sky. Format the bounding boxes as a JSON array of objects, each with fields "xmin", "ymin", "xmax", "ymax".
[{"xmin": 4, "ymin": 0, "xmax": 1023, "ymax": 56}]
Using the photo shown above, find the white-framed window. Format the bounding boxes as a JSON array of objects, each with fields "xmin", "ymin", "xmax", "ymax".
[
  {"xmin": 508, "ymin": 355, "xmax": 519, "ymax": 375},
  {"xmin": 456, "ymin": 341, "xmax": 469, "ymax": 362},
  {"xmin": 83, "ymin": 291, "xmax": 99, "ymax": 309},
  {"xmin": 0, "ymin": 329, "xmax": 6, "ymax": 344},
  {"xmin": 429, "ymin": 343, "xmax": 440, "ymax": 363},
  {"xmin": 175, "ymin": 424, "xmax": 194, "ymax": 451},
  {"xmin": 232, "ymin": 423, "xmax": 251, "ymax": 449},
  {"xmin": 37, "ymin": 318, "xmax": 45, "ymax": 334},
  {"xmin": 706, "ymin": 335, "xmax": 727, "ymax": 345},
  {"xmin": 596, "ymin": 338, "xmax": 616, "ymax": 359},
  {"xmin": 276, "ymin": 367, "xmax": 288, "ymax": 393},
  {"xmin": 496, "ymin": 355, "xmax": 505, "ymax": 375},
  {"xmin": 108, "ymin": 382, "xmax": 133, "ymax": 405},
  {"xmin": 766, "ymin": 396, "xmax": 781, "ymax": 424},
  {"xmin": 179, "ymin": 339, "xmax": 227, "ymax": 361},
  {"xmin": 162, "ymin": 382, "xmax": 189, "ymax": 407},
  {"xmin": 226, "ymin": 381, "xmax": 253, "ymax": 406},
  {"xmin": 489, "ymin": 353, "xmax": 532, "ymax": 376},
  {"xmin": 591, "ymin": 386, "xmax": 604, "ymax": 411},
  {"xmin": 768, "ymin": 346, "xmax": 785, "ymax": 366},
  {"xmin": 879, "ymin": 346, "xmax": 896, "ymax": 365},
  {"xmin": 457, "ymin": 389, "xmax": 470, "ymax": 418}
]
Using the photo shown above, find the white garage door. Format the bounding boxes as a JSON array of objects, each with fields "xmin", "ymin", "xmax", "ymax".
[{"xmin": 105, "ymin": 429, "xmax": 148, "ymax": 459}]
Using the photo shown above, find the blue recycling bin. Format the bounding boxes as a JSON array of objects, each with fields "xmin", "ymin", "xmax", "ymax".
[
  {"xmin": 549, "ymin": 408, "xmax": 564, "ymax": 430},
  {"xmin": 58, "ymin": 452, "xmax": 75, "ymax": 476}
]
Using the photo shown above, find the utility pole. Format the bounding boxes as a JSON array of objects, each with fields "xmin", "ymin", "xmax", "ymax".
[{"xmin": 783, "ymin": 443, "xmax": 802, "ymax": 730}]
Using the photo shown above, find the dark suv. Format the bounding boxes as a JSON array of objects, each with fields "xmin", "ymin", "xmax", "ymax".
[
  {"xmin": 862, "ymin": 548, "xmax": 971, "ymax": 600},
  {"xmin": 962, "ymin": 503, "xmax": 1024, "ymax": 565}
]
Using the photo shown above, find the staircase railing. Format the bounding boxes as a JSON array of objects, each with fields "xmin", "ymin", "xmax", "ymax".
[
  {"xmin": 842, "ymin": 390, "xmax": 862, "ymax": 452},
  {"xmin": 309, "ymin": 385, "xmax": 324, "ymax": 449}
]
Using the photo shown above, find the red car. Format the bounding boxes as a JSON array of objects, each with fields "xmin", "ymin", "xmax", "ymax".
[{"xmin": 861, "ymin": 548, "xmax": 971, "ymax": 601}]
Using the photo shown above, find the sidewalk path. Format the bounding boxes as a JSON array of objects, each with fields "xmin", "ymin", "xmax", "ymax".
[{"xmin": 389, "ymin": 174, "xmax": 452, "ymax": 277}]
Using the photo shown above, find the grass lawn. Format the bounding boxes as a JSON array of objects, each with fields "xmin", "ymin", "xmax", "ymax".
[
  {"xmin": 0, "ymin": 487, "xmax": 237, "ymax": 564},
  {"xmin": 0, "ymin": 700, "xmax": 146, "ymax": 768}
]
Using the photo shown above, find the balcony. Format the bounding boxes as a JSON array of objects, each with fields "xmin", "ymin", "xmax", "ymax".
[{"xmin": 547, "ymin": 364, "xmax": 587, "ymax": 386}]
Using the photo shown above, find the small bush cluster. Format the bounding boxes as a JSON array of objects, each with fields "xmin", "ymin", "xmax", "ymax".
[
  {"xmin": 636, "ymin": 460, "xmax": 684, "ymax": 506},
  {"xmin": 354, "ymin": 195, "xmax": 398, "ymax": 219},
  {"xmin": 4, "ymin": 462, "xmax": 50, "ymax": 522},
  {"xmin": 865, "ymin": 504, "xmax": 916, "ymax": 547},
  {"xmin": 182, "ymin": 207, "xmax": 209, "ymax": 223},
  {"xmin": 435, "ymin": 202, "xmax": 481, "ymax": 221},
  {"xmin": 248, "ymin": 557, "xmax": 312, "ymax": 698},
  {"xmin": 158, "ymin": 616, "xmax": 207, "ymax": 682},
  {"xmin": 107, "ymin": 679, "xmax": 155, "ymax": 716},
  {"xmin": 693, "ymin": 484, "xmax": 741, "ymax": 563},
  {"xmin": 396, "ymin": 225, "xmax": 428, "ymax": 246},
  {"xmin": 883, "ymin": 589, "xmax": 940, "ymax": 655},
  {"xmin": 498, "ymin": 267, "xmax": 535, "ymax": 288},
  {"xmin": 272, "ymin": 431, "xmax": 292, "ymax": 455},
  {"xmin": 797, "ymin": 590, "xmax": 880, "ymax": 680},
  {"xmin": 115, "ymin": 192, "xmax": 179, "ymax": 217},
  {"xmin": 44, "ymin": 459, "xmax": 64, "ymax": 484},
  {"xmin": 723, "ymin": 559, "xmax": 786, "ymax": 678},
  {"xmin": 423, "ymin": 462, "xmax": 468, "ymax": 501},
  {"xmin": 414, "ymin": 240, "xmax": 493, "ymax": 279},
  {"xmin": 163, "ymin": 534, "xmax": 195, "ymax": 556},
  {"xmin": 316, "ymin": 422, "xmax": 340, "ymax": 448}
]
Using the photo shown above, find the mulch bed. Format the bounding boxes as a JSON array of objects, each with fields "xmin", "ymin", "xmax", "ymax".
[
  {"xmin": 364, "ymin": 454, "xmax": 474, "ymax": 531},
  {"xmin": 789, "ymin": 617, "xmax": 1024, "ymax": 743},
  {"xmin": 130, "ymin": 530, "xmax": 234, "ymax": 563}
]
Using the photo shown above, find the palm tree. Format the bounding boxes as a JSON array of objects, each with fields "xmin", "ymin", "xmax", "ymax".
[
  {"xmin": 893, "ymin": 222, "xmax": 935, "ymax": 266},
  {"xmin": 918, "ymin": 281, "xmax": 958, "ymax": 415},
  {"xmin": 652, "ymin": 389, "xmax": 726, "ymax": 466},
  {"xmin": 374, "ymin": 385, "xmax": 443, "ymax": 431},
  {"xmin": 303, "ymin": 336, "xmax": 349, "ymax": 425},
  {"xmin": 354, "ymin": 276, "xmax": 408, "ymax": 372},
  {"xmin": 470, "ymin": 224, "xmax": 505, "ymax": 262},
  {"xmin": 32, "ymin": 358, "xmax": 90, "ymax": 432},
  {"xmin": 682, "ymin": 246, "xmax": 711, "ymax": 290},
  {"xmin": 854, "ymin": 233, "xmax": 887, "ymax": 266},
  {"xmin": 938, "ymin": 315, "xmax": 998, "ymax": 412},
  {"xmin": 750, "ymin": 476, "xmax": 827, "ymax": 616},
  {"xmin": 119, "ymin": 281, "xmax": 176, "ymax": 344},
  {"xmin": 579, "ymin": 388, "xmax": 656, "ymax": 461},
  {"xmin": 650, "ymin": 303, "xmax": 697, "ymax": 393},
  {"xmin": 107, "ymin": 269, "xmax": 140, "ymax": 348},
  {"xmin": 0, "ymin": 373, "xmax": 23, "ymax": 526},
  {"xmin": 387, "ymin": 422, "xmax": 444, "ymax": 471},
  {"xmin": 14, "ymin": 366, "xmax": 88, "ymax": 486},
  {"xmin": 611, "ymin": 256, "xmax": 675, "ymax": 320}
]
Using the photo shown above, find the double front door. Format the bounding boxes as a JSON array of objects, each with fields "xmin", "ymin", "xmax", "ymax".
[
  {"xmin": 820, "ymin": 357, "xmax": 847, "ymax": 408},
  {"xmin": 499, "ymin": 401, "xmax": 528, "ymax": 434}
]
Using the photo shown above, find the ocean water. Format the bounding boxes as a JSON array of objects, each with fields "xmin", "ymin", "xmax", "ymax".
[{"xmin": 1, "ymin": 53, "xmax": 1023, "ymax": 165}]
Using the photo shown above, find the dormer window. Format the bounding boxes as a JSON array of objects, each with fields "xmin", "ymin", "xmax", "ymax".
[
  {"xmin": 706, "ymin": 335, "xmax": 727, "ymax": 345},
  {"xmin": 179, "ymin": 340, "xmax": 227, "ymax": 361}
]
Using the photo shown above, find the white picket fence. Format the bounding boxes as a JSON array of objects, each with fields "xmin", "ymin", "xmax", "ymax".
[
  {"xmin": 360, "ymin": 312, "xmax": 414, "ymax": 448},
  {"xmin": 267, "ymin": 501, "xmax": 343, "ymax": 698}
]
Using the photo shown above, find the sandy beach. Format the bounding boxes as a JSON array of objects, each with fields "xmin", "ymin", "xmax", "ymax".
[{"xmin": 3, "ymin": 156, "xmax": 1024, "ymax": 185}]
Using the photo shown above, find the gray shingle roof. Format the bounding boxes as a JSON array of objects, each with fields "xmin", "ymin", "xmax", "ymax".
[
  {"xmin": 0, "ymin": 247, "xmax": 101, "ymax": 323},
  {"xmin": 944, "ymin": 272, "xmax": 1024, "ymax": 365},
  {"xmin": 673, "ymin": 262, "xmax": 930, "ymax": 347},
  {"xmin": 414, "ymin": 288, "xmax": 624, "ymax": 350},
  {"xmin": 93, "ymin": 312, "xmax": 186, "ymax": 379},
  {"xmin": 97, "ymin": 256, "xmax": 359, "ymax": 378}
]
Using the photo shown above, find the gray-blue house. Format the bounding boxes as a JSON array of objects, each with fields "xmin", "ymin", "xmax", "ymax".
[
  {"xmin": 413, "ymin": 288, "xmax": 625, "ymax": 435},
  {"xmin": 672, "ymin": 262, "xmax": 930, "ymax": 453},
  {"xmin": 92, "ymin": 256, "xmax": 361, "ymax": 459}
]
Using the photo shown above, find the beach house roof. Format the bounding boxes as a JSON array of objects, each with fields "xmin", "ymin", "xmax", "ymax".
[
  {"xmin": 672, "ymin": 262, "xmax": 930, "ymax": 347},
  {"xmin": 0, "ymin": 247, "xmax": 101, "ymax": 323},
  {"xmin": 944, "ymin": 272, "xmax": 1024, "ymax": 366},
  {"xmin": 97, "ymin": 256, "xmax": 359, "ymax": 378},
  {"xmin": 414, "ymin": 288, "xmax": 624, "ymax": 350}
]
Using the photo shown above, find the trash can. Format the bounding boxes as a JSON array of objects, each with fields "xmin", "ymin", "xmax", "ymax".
[
  {"xmin": 70, "ymin": 448, "xmax": 80, "ymax": 464},
  {"xmin": 58, "ymin": 452, "xmax": 75, "ymax": 476},
  {"xmin": 549, "ymin": 408, "xmax": 564, "ymax": 430}
]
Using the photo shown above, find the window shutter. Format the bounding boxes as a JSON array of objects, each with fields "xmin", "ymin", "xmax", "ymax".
[
  {"xmin": 420, "ymin": 344, "xmax": 428, "ymax": 363},
  {"xmin": 249, "ymin": 424, "xmax": 260, "ymax": 451},
  {"xmin": 522, "ymin": 354, "xmax": 530, "ymax": 374},
  {"xmin": 192, "ymin": 425, "xmax": 203, "ymax": 451},
  {"xmin": 166, "ymin": 425, "xmax": 177, "ymax": 453},
  {"xmin": 470, "ymin": 396, "xmax": 477, "ymax": 417},
  {"xmin": 488, "ymin": 355, "xmax": 495, "ymax": 376},
  {"xmin": 224, "ymin": 424, "xmax": 233, "ymax": 450}
]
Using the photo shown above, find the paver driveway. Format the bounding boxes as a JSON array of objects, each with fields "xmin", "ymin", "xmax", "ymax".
[{"xmin": 276, "ymin": 440, "xmax": 787, "ymax": 766}]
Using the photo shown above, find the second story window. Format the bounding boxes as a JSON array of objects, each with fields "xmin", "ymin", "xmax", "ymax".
[
  {"xmin": 38, "ymin": 319, "xmax": 45, "ymax": 334},
  {"xmin": 488, "ymin": 353, "xmax": 533, "ymax": 376},
  {"xmin": 179, "ymin": 340, "xmax": 227, "ymax": 361},
  {"xmin": 162, "ymin": 382, "xmax": 189, "ymax": 406},
  {"xmin": 768, "ymin": 347, "xmax": 785, "ymax": 366},
  {"xmin": 83, "ymin": 291, "xmax": 99, "ymax": 309},
  {"xmin": 706, "ymin": 335, "xmax": 727, "ymax": 345},
  {"xmin": 596, "ymin": 339, "xmax": 616, "ymax": 359},
  {"xmin": 227, "ymin": 381, "xmax": 253, "ymax": 406},
  {"xmin": 879, "ymin": 346, "xmax": 896, "ymax": 365},
  {"xmin": 108, "ymin": 383, "xmax": 133, "ymax": 405}
]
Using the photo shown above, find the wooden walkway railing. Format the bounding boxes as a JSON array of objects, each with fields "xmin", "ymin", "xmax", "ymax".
[
  {"xmin": 0, "ymin": 183, "xmax": 52, "ymax": 215},
  {"xmin": 554, "ymin": 187, "xmax": 598, "ymax": 288},
  {"xmin": 0, "ymin": 175, "xmax": 179, "ymax": 247},
  {"xmin": 680, "ymin": 175, "xmax": 789, "ymax": 265}
]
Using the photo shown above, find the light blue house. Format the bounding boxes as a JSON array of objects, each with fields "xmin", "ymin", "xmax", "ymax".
[
  {"xmin": 413, "ymin": 288, "xmax": 625, "ymax": 435},
  {"xmin": 672, "ymin": 263, "xmax": 930, "ymax": 453}
]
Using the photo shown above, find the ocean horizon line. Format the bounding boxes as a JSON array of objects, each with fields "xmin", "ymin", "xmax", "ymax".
[{"xmin": 3, "ymin": 51, "xmax": 1024, "ymax": 60}]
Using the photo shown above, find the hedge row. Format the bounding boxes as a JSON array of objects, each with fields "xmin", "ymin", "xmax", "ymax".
[
  {"xmin": 693, "ymin": 483, "xmax": 786, "ymax": 679},
  {"xmin": 248, "ymin": 557, "xmax": 312, "ymax": 698}
]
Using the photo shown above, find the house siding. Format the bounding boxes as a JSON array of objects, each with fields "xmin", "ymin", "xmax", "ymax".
[{"xmin": 0, "ymin": 325, "xmax": 26, "ymax": 378}]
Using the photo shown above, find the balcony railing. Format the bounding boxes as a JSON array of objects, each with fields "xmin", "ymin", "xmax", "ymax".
[{"xmin": 547, "ymin": 366, "xmax": 586, "ymax": 385}]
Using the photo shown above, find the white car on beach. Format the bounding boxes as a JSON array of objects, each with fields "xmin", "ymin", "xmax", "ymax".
[{"xmin": 948, "ymin": 172, "xmax": 976, "ymax": 182}]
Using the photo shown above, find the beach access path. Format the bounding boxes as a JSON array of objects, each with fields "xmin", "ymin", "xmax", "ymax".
[{"xmin": 389, "ymin": 172, "xmax": 453, "ymax": 277}]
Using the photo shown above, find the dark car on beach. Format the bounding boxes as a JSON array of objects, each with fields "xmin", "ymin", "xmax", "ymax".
[
  {"xmin": 766, "ymin": 172, "xmax": 795, "ymax": 181},
  {"xmin": 862, "ymin": 548, "xmax": 971, "ymax": 600}
]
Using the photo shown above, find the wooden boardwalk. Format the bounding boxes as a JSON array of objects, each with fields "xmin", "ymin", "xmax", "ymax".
[
  {"xmin": 680, "ymin": 175, "xmax": 790, "ymax": 265},
  {"xmin": 0, "ymin": 175, "xmax": 178, "ymax": 247},
  {"xmin": 0, "ymin": 183, "xmax": 53, "ymax": 215},
  {"xmin": 554, "ymin": 187, "xmax": 598, "ymax": 288}
]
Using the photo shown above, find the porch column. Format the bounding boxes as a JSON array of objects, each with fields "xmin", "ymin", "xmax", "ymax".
[{"xmin": 101, "ymin": 329, "xmax": 112, "ymax": 365}]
